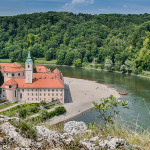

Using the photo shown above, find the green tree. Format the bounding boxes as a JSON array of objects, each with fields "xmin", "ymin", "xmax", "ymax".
[
  {"xmin": 93, "ymin": 95, "xmax": 128, "ymax": 124},
  {"xmin": 73, "ymin": 59, "xmax": 82, "ymax": 67},
  {"xmin": 120, "ymin": 65, "xmax": 127, "ymax": 73},
  {"xmin": 105, "ymin": 59, "xmax": 113, "ymax": 70}
]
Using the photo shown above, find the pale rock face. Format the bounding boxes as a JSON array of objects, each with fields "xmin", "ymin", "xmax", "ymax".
[
  {"xmin": 99, "ymin": 136, "xmax": 128, "ymax": 150},
  {"xmin": 36, "ymin": 126, "xmax": 63, "ymax": 147},
  {"xmin": 36, "ymin": 125, "xmax": 75, "ymax": 147},
  {"xmin": 0, "ymin": 115, "xmax": 20, "ymax": 122},
  {"xmin": 80, "ymin": 136, "xmax": 101, "ymax": 150},
  {"xmin": 64, "ymin": 121, "xmax": 88, "ymax": 135},
  {"xmin": 14, "ymin": 148, "xmax": 31, "ymax": 150},
  {"xmin": 0, "ymin": 122, "xmax": 32, "ymax": 148}
]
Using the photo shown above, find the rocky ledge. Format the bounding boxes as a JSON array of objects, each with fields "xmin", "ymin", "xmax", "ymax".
[{"xmin": 0, "ymin": 119, "xmax": 141, "ymax": 150}]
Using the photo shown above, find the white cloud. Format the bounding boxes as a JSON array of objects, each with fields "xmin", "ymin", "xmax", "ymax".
[
  {"xmin": 60, "ymin": 0, "xmax": 94, "ymax": 11},
  {"xmin": 71, "ymin": 0, "xmax": 94, "ymax": 5}
]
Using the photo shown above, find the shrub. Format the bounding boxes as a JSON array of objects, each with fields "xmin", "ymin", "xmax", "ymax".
[
  {"xmin": 18, "ymin": 109, "xmax": 27, "ymax": 119},
  {"xmin": 55, "ymin": 106, "xmax": 66, "ymax": 115},
  {"xmin": 93, "ymin": 95, "xmax": 129, "ymax": 124},
  {"xmin": 39, "ymin": 109, "xmax": 49, "ymax": 121}
]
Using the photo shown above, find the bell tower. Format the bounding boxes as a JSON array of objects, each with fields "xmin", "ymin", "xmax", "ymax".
[{"xmin": 25, "ymin": 51, "xmax": 33, "ymax": 84}]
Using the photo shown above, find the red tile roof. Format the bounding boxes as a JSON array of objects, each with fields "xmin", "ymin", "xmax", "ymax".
[
  {"xmin": 35, "ymin": 65, "xmax": 51, "ymax": 73},
  {"xmin": 1, "ymin": 78, "xmax": 64, "ymax": 89},
  {"xmin": 5, "ymin": 78, "xmax": 18, "ymax": 85},
  {"xmin": 0, "ymin": 62, "xmax": 24, "ymax": 73},
  {"xmin": 33, "ymin": 73, "xmax": 56, "ymax": 79}
]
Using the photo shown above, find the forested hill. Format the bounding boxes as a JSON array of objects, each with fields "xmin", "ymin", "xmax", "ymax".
[{"xmin": 0, "ymin": 12, "xmax": 150, "ymax": 71}]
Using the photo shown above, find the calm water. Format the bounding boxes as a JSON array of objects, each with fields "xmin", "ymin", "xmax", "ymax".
[{"xmin": 48, "ymin": 65, "xmax": 150, "ymax": 130}]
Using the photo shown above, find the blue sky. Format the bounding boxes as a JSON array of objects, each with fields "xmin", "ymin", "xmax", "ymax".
[{"xmin": 0, "ymin": 0, "xmax": 150, "ymax": 16}]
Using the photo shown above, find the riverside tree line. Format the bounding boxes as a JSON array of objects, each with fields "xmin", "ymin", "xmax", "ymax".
[{"xmin": 0, "ymin": 12, "xmax": 150, "ymax": 73}]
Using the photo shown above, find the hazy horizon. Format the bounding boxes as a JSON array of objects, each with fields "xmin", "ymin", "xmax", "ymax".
[{"xmin": 0, "ymin": 0, "xmax": 150, "ymax": 16}]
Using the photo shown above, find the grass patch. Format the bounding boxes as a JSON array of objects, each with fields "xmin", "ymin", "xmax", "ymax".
[
  {"xmin": 35, "ymin": 58, "xmax": 57, "ymax": 64},
  {"xmin": 0, "ymin": 59, "xmax": 11, "ymax": 63},
  {"xmin": 0, "ymin": 102, "xmax": 17, "ymax": 110},
  {"xmin": 0, "ymin": 103, "xmax": 40, "ymax": 117},
  {"xmin": 0, "ymin": 103, "xmax": 56, "ymax": 118},
  {"xmin": 10, "ymin": 120, "xmax": 37, "ymax": 140},
  {"xmin": 29, "ymin": 106, "xmax": 66, "ymax": 124},
  {"xmin": 140, "ymin": 71, "xmax": 150, "ymax": 77}
]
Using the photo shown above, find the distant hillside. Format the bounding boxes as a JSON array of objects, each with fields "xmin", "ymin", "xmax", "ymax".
[{"xmin": 0, "ymin": 12, "xmax": 150, "ymax": 71}]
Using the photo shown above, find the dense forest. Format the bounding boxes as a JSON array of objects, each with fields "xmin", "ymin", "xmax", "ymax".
[{"xmin": 0, "ymin": 12, "xmax": 150, "ymax": 72}]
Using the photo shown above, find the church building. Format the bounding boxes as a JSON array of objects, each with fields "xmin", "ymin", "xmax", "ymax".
[{"xmin": 0, "ymin": 52, "xmax": 65, "ymax": 103}]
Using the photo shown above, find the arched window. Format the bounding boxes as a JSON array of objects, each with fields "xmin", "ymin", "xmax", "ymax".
[
  {"xmin": 18, "ymin": 73, "xmax": 20, "ymax": 76},
  {"xmin": 12, "ymin": 73, "xmax": 14, "ymax": 77}
]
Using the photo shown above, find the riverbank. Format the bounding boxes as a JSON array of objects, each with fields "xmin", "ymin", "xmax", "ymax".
[
  {"xmin": 35, "ymin": 62, "xmax": 150, "ymax": 80},
  {"xmin": 48, "ymin": 77, "xmax": 120, "ymax": 125}
]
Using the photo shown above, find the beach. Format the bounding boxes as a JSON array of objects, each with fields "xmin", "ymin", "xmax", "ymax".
[{"xmin": 49, "ymin": 77, "xmax": 120, "ymax": 125}]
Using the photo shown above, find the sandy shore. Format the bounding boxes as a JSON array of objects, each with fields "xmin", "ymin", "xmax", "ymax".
[{"xmin": 49, "ymin": 77, "xmax": 120, "ymax": 125}]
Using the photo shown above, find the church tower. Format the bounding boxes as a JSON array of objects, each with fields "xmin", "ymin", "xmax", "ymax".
[{"xmin": 25, "ymin": 51, "xmax": 33, "ymax": 84}]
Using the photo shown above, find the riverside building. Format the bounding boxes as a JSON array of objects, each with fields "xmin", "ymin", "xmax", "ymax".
[{"xmin": 0, "ymin": 52, "xmax": 64, "ymax": 103}]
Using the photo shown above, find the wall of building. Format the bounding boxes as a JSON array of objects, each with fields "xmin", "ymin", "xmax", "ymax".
[
  {"xmin": 5, "ymin": 85, "xmax": 18, "ymax": 102},
  {"xmin": 4, "ymin": 71, "xmax": 25, "ymax": 82},
  {"xmin": 17, "ymin": 88, "xmax": 64, "ymax": 103}
]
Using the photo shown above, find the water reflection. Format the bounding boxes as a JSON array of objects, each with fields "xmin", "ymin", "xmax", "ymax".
[{"xmin": 47, "ymin": 65, "xmax": 150, "ymax": 129}]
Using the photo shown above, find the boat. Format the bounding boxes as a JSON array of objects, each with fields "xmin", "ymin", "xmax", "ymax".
[
  {"xmin": 119, "ymin": 92, "xmax": 128, "ymax": 95},
  {"xmin": 124, "ymin": 77, "xmax": 131, "ymax": 79}
]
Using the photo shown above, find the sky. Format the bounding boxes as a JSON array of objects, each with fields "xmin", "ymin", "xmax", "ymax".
[{"xmin": 0, "ymin": 0, "xmax": 150, "ymax": 16}]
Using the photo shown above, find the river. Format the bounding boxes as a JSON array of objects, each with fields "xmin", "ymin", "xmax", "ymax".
[{"xmin": 47, "ymin": 65, "xmax": 150, "ymax": 130}]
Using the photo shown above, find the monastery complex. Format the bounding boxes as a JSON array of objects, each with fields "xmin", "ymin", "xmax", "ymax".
[{"xmin": 0, "ymin": 52, "xmax": 65, "ymax": 103}]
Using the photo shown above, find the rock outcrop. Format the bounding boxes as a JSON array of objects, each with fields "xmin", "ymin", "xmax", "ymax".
[
  {"xmin": 64, "ymin": 121, "xmax": 89, "ymax": 135},
  {"xmin": 0, "ymin": 122, "xmax": 32, "ymax": 148},
  {"xmin": 0, "ymin": 121, "xmax": 141, "ymax": 150}
]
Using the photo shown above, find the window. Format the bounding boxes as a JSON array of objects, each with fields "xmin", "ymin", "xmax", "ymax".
[
  {"xmin": 28, "ymin": 65, "xmax": 30, "ymax": 68},
  {"xmin": 6, "ymin": 73, "xmax": 8, "ymax": 76},
  {"xmin": 52, "ymin": 89, "xmax": 54, "ymax": 92},
  {"xmin": 40, "ymin": 94, "xmax": 41, "ymax": 96},
  {"xmin": 28, "ymin": 93, "xmax": 29, "ymax": 96},
  {"xmin": 28, "ymin": 89, "xmax": 29, "ymax": 91},
  {"xmin": 9, "ymin": 85, "xmax": 12, "ymax": 88},
  {"xmin": 15, "ymin": 90, "xmax": 16, "ymax": 97},
  {"xmin": 56, "ymin": 89, "xmax": 58, "ymax": 92},
  {"xmin": 52, "ymin": 94, "xmax": 54, "ymax": 96},
  {"xmin": 18, "ymin": 73, "xmax": 20, "ymax": 76},
  {"xmin": 36, "ymin": 89, "xmax": 38, "ymax": 92},
  {"xmin": 32, "ymin": 93, "xmax": 33, "ymax": 96},
  {"xmin": 40, "ymin": 89, "xmax": 41, "ymax": 91},
  {"xmin": 56, "ymin": 93, "xmax": 58, "ymax": 96},
  {"xmin": 48, "ymin": 89, "xmax": 50, "ymax": 92},
  {"xmin": 44, "ymin": 93, "xmax": 46, "ymax": 96},
  {"xmin": 36, "ymin": 93, "xmax": 37, "ymax": 96},
  {"xmin": 20, "ymin": 93, "xmax": 22, "ymax": 99},
  {"xmin": 48, "ymin": 94, "xmax": 50, "ymax": 96},
  {"xmin": 18, "ymin": 89, "xmax": 20, "ymax": 92},
  {"xmin": 12, "ymin": 73, "xmax": 14, "ymax": 77},
  {"xmin": 60, "ymin": 93, "xmax": 62, "ymax": 96},
  {"xmin": 32, "ymin": 98, "xmax": 33, "ymax": 100},
  {"xmin": 22, "ymin": 89, "xmax": 24, "ymax": 92},
  {"xmin": 60, "ymin": 89, "xmax": 62, "ymax": 91},
  {"xmin": 44, "ymin": 89, "xmax": 46, "ymax": 92},
  {"xmin": 32, "ymin": 89, "xmax": 33, "ymax": 92}
]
